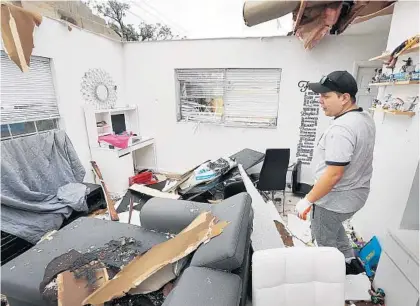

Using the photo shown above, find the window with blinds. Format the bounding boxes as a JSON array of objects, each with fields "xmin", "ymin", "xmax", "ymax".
[
  {"xmin": 176, "ymin": 68, "xmax": 281, "ymax": 128},
  {"xmin": 1, "ymin": 51, "xmax": 60, "ymax": 139}
]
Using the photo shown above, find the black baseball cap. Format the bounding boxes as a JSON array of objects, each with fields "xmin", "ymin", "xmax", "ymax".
[{"xmin": 308, "ymin": 71, "xmax": 358, "ymax": 98}]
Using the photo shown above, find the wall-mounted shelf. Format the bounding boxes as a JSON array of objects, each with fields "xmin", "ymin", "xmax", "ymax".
[
  {"xmin": 369, "ymin": 43, "xmax": 420, "ymax": 61},
  {"xmin": 369, "ymin": 80, "xmax": 420, "ymax": 87},
  {"xmin": 369, "ymin": 108, "xmax": 416, "ymax": 117}
]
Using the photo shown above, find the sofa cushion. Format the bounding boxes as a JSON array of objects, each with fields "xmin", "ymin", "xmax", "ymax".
[
  {"xmin": 140, "ymin": 199, "xmax": 211, "ymax": 234},
  {"xmin": 162, "ymin": 266, "xmax": 242, "ymax": 306},
  {"xmin": 1, "ymin": 217, "xmax": 169, "ymax": 306},
  {"xmin": 191, "ymin": 192, "xmax": 252, "ymax": 271}
]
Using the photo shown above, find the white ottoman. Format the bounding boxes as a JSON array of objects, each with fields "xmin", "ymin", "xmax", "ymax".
[{"xmin": 252, "ymin": 247, "xmax": 345, "ymax": 306}]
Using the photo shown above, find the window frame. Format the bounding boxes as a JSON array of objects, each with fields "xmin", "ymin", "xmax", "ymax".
[
  {"xmin": 175, "ymin": 68, "xmax": 281, "ymax": 128},
  {"xmin": 1, "ymin": 51, "xmax": 61, "ymax": 140},
  {"xmin": 1, "ymin": 119, "xmax": 60, "ymax": 140}
]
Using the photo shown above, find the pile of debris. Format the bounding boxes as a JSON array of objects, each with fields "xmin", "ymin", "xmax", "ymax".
[{"xmin": 38, "ymin": 212, "xmax": 228, "ymax": 306}]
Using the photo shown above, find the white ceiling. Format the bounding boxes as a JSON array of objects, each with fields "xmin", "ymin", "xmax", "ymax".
[{"xmin": 343, "ymin": 15, "xmax": 392, "ymax": 35}]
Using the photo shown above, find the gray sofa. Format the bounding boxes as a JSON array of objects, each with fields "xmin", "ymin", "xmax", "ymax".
[
  {"xmin": 141, "ymin": 192, "xmax": 253, "ymax": 306},
  {"xmin": 1, "ymin": 192, "xmax": 253, "ymax": 306}
]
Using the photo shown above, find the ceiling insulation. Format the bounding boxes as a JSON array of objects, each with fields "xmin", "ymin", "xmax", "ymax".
[{"xmin": 243, "ymin": 1, "xmax": 396, "ymax": 50}]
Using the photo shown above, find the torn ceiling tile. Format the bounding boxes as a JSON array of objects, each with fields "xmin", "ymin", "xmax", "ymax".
[
  {"xmin": 1, "ymin": 3, "xmax": 42, "ymax": 72},
  {"xmin": 83, "ymin": 212, "xmax": 228, "ymax": 304},
  {"xmin": 242, "ymin": 1, "xmax": 395, "ymax": 50}
]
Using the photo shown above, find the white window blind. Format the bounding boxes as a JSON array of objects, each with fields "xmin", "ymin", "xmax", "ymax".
[
  {"xmin": 176, "ymin": 68, "xmax": 281, "ymax": 128},
  {"xmin": 1, "ymin": 51, "xmax": 59, "ymax": 124}
]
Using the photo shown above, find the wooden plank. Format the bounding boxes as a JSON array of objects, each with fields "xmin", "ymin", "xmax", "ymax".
[
  {"xmin": 91, "ymin": 161, "xmax": 119, "ymax": 221},
  {"xmin": 369, "ymin": 80, "xmax": 420, "ymax": 87},
  {"xmin": 369, "ymin": 43, "xmax": 420, "ymax": 61},
  {"xmin": 369, "ymin": 108, "xmax": 416, "ymax": 117}
]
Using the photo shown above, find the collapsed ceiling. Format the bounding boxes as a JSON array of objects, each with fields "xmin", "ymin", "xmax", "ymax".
[{"xmin": 243, "ymin": 1, "xmax": 396, "ymax": 49}]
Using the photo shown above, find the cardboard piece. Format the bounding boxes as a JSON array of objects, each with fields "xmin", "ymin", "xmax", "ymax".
[
  {"xmin": 83, "ymin": 212, "xmax": 228, "ymax": 304},
  {"xmin": 1, "ymin": 3, "xmax": 42, "ymax": 72},
  {"xmin": 57, "ymin": 269, "xmax": 108, "ymax": 306},
  {"xmin": 129, "ymin": 184, "xmax": 181, "ymax": 200}
]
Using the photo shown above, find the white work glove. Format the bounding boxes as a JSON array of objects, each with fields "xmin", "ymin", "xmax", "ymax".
[{"xmin": 295, "ymin": 197, "xmax": 313, "ymax": 220}]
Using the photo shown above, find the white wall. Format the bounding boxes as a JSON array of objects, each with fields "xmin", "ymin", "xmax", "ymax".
[
  {"xmin": 123, "ymin": 35, "xmax": 386, "ymax": 182},
  {"xmin": 1, "ymin": 18, "xmax": 125, "ymax": 182},
  {"xmin": 352, "ymin": 0, "xmax": 420, "ymax": 241}
]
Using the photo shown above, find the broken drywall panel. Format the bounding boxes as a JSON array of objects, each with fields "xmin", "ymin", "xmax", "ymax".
[
  {"xmin": 83, "ymin": 212, "xmax": 227, "ymax": 304},
  {"xmin": 345, "ymin": 274, "xmax": 371, "ymax": 301},
  {"xmin": 274, "ymin": 220, "xmax": 294, "ymax": 247},
  {"xmin": 1, "ymin": 3, "xmax": 42, "ymax": 72},
  {"xmin": 118, "ymin": 210, "xmax": 141, "ymax": 226},
  {"xmin": 57, "ymin": 269, "xmax": 108, "ymax": 306},
  {"xmin": 129, "ymin": 184, "xmax": 181, "ymax": 200},
  {"xmin": 287, "ymin": 213, "xmax": 312, "ymax": 245},
  {"xmin": 128, "ymin": 263, "xmax": 176, "ymax": 295},
  {"xmin": 296, "ymin": 90, "xmax": 320, "ymax": 165},
  {"xmin": 239, "ymin": 164, "xmax": 284, "ymax": 251}
]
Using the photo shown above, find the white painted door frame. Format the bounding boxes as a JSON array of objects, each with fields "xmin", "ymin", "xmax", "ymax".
[
  {"xmin": 352, "ymin": 60, "xmax": 382, "ymax": 77},
  {"xmin": 352, "ymin": 60, "xmax": 382, "ymax": 110}
]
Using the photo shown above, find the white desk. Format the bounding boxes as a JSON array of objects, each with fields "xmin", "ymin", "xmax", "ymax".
[{"xmin": 92, "ymin": 137, "xmax": 157, "ymax": 195}]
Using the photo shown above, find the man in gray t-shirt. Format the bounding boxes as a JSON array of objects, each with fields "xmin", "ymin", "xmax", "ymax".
[{"xmin": 295, "ymin": 71, "xmax": 375, "ymax": 274}]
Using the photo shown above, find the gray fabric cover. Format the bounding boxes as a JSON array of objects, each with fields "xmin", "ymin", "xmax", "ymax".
[
  {"xmin": 1, "ymin": 130, "xmax": 88, "ymax": 243},
  {"xmin": 141, "ymin": 193, "xmax": 252, "ymax": 271},
  {"xmin": 140, "ymin": 199, "xmax": 211, "ymax": 234},
  {"xmin": 162, "ymin": 266, "xmax": 242, "ymax": 306},
  {"xmin": 191, "ymin": 193, "xmax": 252, "ymax": 270},
  {"xmin": 1, "ymin": 217, "xmax": 169, "ymax": 306}
]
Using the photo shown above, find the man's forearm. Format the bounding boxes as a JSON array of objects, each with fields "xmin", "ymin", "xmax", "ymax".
[{"xmin": 306, "ymin": 166, "xmax": 344, "ymax": 203}]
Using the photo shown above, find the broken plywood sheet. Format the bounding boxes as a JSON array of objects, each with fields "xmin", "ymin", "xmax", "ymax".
[
  {"xmin": 129, "ymin": 184, "xmax": 180, "ymax": 200},
  {"xmin": 57, "ymin": 269, "xmax": 108, "ymax": 306},
  {"xmin": 239, "ymin": 164, "xmax": 284, "ymax": 251},
  {"xmin": 1, "ymin": 3, "xmax": 42, "ymax": 72},
  {"xmin": 83, "ymin": 212, "xmax": 228, "ymax": 304}
]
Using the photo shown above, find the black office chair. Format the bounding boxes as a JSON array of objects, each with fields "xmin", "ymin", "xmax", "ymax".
[
  {"xmin": 292, "ymin": 160, "xmax": 313, "ymax": 197},
  {"xmin": 256, "ymin": 148, "xmax": 290, "ymax": 215},
  {"xmin": 224, "ymin": 181, "xmax": 247, "ymax": 199}
]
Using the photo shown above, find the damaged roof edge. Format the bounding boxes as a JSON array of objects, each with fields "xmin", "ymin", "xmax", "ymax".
[
  {"xmin": 243, "ymin": 1, "xmax": 300, "ymax": 27},
  {"xmin": 243, "ymin": 1, "xmax": 396, "ymax": 31}
]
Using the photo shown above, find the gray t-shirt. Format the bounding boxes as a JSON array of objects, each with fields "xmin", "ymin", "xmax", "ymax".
[{"xmin": 312, "ymin": 108, "xmax": 376, "ymax": 213}]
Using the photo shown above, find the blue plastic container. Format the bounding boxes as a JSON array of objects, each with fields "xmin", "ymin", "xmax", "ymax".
[{"xmin": 358, "ymin": 236, "xmax": 382, "ymax": 277}]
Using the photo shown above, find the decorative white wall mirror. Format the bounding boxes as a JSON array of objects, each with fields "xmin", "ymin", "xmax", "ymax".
[{"xmin": 81, "ymin": 68, "xmax": 117, "ymax": 109}]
